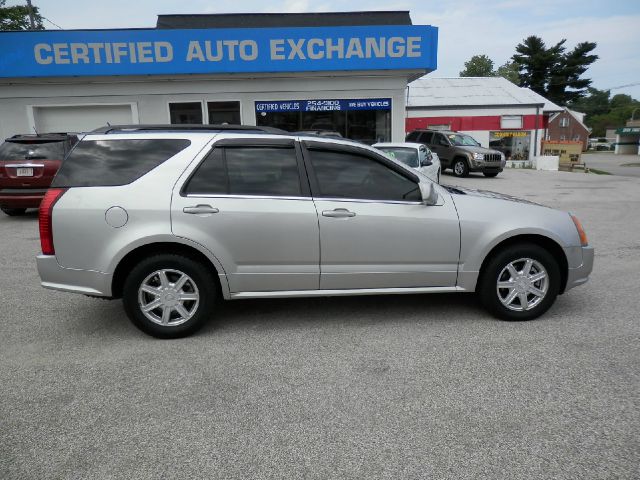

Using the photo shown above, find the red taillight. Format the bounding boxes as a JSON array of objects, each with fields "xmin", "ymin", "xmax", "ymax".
[{"xmin": 39, "ymin": 188, "xmax": 67, "ymax": 255}]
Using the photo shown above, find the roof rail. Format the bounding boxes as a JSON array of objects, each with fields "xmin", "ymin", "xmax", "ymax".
[{"xmin": 91, "ymin": 124, "xmax": 288, "ymax": 135}]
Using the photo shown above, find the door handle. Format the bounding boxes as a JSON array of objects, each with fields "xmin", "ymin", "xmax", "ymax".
[
  {"xmin": 183, "ymin": 204, "xmax": 219, "ymax": 215},
  {"xmin": 322, "ymin": 208, "xmax": 356, "ymax": 218}
]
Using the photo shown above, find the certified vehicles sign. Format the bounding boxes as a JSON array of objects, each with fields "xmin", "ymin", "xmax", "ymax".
[
  {"xmin": 255, "ymin": 99, "xmax": 391, "ymax": 112},
  {"xmin": 0, "ymin": 25, "xmax": 438, "ymax": 78}
]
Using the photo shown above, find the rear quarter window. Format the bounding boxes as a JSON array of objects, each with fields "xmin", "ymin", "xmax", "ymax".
[{"xmin": 52, "ymin": 139, "xmax": 190, "ymax": 187}]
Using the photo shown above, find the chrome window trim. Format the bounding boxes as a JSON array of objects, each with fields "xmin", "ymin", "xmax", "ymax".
[
  {"xmin": 4, "ymin": 163, "xmax": 45, "ymax": 168},
  {"xmin": 184, "ymin": 193, "xmax": 423, "ymax": 205},
  {"xmin": 185, "ymin": 193, "xmax": 312, "ymax": 201}
]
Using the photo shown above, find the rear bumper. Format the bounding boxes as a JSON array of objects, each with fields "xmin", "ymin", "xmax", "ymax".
[
  {"xmin": 564, "ymin": 246, "xmax": 594, "ymax": 292},
  {"xmin": 0, "ymin": 189, "xmax": 47, "ymax": 208},
  {"xmin": 36, "ymin": 255, "xmax": 113, "ymax": 297}
]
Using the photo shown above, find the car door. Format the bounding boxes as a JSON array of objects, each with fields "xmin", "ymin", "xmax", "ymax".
[
  {"xmin": 172, "ymin": 137, "xmax": 320, "ymax": 293},
  {"xmin": 302, "ymin": 141, "xmax": 460, "ymax": 290},
  {"xmin": 429, "ymin": 132, "xmax": 452, "ymax": 166}
]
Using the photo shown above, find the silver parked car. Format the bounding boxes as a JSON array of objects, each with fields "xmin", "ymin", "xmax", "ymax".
[
  {"xmin": 373, "ymin": 142, "xmax": 441, "ymax": 183},
  {"xmin": 37, "ymin": 125, "xmax": 593, "ymax": 338}
]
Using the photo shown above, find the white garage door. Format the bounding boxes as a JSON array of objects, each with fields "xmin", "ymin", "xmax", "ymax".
[{"xmin": 33, "ymin": 104, "xmax": 134, "ymax": 133}]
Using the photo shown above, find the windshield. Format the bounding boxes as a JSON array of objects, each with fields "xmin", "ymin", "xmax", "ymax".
[
  {"xmin": 378, "ymin": 147, "xmax": 419, "ymax": 168},
  {"xmin": 0, "ymin": 140, "xmax": 65, "ymax": 160},
  {"xmin": 447, "ymin": 134, "xmax": 480, "ymax": 147}
]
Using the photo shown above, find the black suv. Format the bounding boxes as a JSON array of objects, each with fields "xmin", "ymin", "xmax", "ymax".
[{"xmin": 406, "ymin": 129, "xmax": 506, "ymax": 178}]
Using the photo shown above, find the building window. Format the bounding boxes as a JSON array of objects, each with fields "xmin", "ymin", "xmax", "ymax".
[
  {"xmin": 573, "ymin": 134, "xmax": 581, "ymax": 141},
  {"xmin": 169, "ymin": 102, "xmax": 203, "ymax": 124},
  {"xmin": 560, "ymin": 135, "xmax": 566, "ymax": 141},
  {"xmin": 207, "ymin": 101, "xmax": 241, "ymax": 125},
  {"xmin": 489, "ymin": 130, "xmax": 531, "ymax": 160},
  {"xmin": 255, "ymin": 98, "xmax": 392, "ymax": 144},
  {"xmin": 560, "ymin": 117, "xmax": 570, "ymax": 127},
  {"xmin": 501, "ymin": 115, "xmax": 523, "ymax": 129}
]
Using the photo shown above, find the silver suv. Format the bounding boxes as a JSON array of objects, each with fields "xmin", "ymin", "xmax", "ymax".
[{"xmin": 37, "ymin": 125, "xmax": 593, "ymax": 338}]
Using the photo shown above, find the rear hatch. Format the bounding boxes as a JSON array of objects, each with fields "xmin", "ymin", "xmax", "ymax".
[{"xmin": 0, "ymin": 137, "xmax": 68, "ymax": 190}]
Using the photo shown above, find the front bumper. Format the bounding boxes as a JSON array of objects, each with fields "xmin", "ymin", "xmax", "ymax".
[
  {"xmin": 564, "ymin": 246, "xmax": 594, "ymax": 292},
  {"xmin": 36, "ymin": 255, "xmax": 112, "ymax": 297},
  {"xmin": 469, "ymin": 160, "xmax": 506, "ymax": 173}
]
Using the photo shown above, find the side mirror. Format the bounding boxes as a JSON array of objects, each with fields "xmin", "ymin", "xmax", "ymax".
[
  {"xmin": 420, "ymin": 182, "xmax": 439, "ymax": 206},
  {"xmin": 420, "ymin": 152, "xmax": 433, "ymax": 167}
]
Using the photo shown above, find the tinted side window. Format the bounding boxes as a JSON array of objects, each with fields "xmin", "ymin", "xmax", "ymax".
[
  {"xmin": 52, "ymin": 139, "xmax": 190, "ymax": 187},
  {"xmin": 184, "ymin": 146, "xmax": 302, "ymax": 197},
  {"xmin": 308, "ymin": 149, "xmax": 421, "ymax": 202},
  {"xmin": 420, "ymin": 131, "xmax": 434, "ymax": 144},
  {"xmin": 184, "ymin": 148, "xmax": 226, "ymax": 195},
  {"xmin": 406, "ymin": 131, "xmax": 420, "ymax": 142},
  {"xmin": 226, "ymin": 147, "xmax": 301, "ymax": 196}
]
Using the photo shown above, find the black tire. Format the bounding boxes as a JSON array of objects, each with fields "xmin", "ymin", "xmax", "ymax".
[
  {"xmin": 1, "ymin": 207, "xmax": 27, "ymax": 216},
  {"xmin": 483, "ymin": 172, "xmax": 499, "ymax": 178},
  {"xmin": 122, "ymin": 254, "xmax": 217, "ymax": 338},
  {"xmin": 452, "ymin": 158, "xmax": 470, "ymax": 178},
  {"xmin": 478, "ymin": 243, "xmax": 560, "ymax": 321}
]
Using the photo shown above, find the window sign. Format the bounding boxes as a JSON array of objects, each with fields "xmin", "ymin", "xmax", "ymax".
[
  {"xmin": 489, "ymin": 131, "xmax": 531, "ymax": 160},
  {"xmin": 255, "ymin": 98, "xmax": 391, "ymax": 113}
]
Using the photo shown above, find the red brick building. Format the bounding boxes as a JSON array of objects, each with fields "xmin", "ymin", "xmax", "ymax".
[{"xmin": 547, "ymin": 108, "xmax": 590, "ymax": 151}]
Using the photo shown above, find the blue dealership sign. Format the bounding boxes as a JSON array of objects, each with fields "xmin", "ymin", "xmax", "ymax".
[
  {"xmin": 0, "ymin": 25, "xmax": 438, "ymax": 78},
  {"xmin": 255, "ymin": 98, "xmax": 391, "ymax": 113}
]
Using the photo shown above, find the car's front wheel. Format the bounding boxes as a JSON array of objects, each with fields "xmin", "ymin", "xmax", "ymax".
[
  {"xmin": 1, "ymin": 207, "xmax": 27, "ymax": 216},
  {"xmin": 122, "ymin": 254, "xmax": 217, "ymax": 338},
  {"xmin": 452, "ymin": 158, "xmax": 469, "ymax": 178},
  {"xmin": 478, "ymin": 243, "xmax": 560, "ymax": 321}
]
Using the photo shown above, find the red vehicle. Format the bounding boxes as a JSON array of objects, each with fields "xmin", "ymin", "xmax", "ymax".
[{"xmin": 0, "ymin": 133, "xmax": 78, "ymax": 216}]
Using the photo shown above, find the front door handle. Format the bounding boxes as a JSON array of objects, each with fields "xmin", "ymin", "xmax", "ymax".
[
  {"xmin": 322, "ymin": 208, "xmax": 356, "ymax": 218},
  {"xmin": 183, "ymin": 204, "xmax": 219, "ymax": 215}
]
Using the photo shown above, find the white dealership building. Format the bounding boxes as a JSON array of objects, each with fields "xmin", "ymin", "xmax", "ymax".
[{"xmin": 0, "ymin": 12, "xmax": 438, "ymax": 144}]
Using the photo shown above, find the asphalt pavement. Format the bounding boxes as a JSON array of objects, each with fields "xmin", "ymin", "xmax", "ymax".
[
  {"xmin": 1, "ymin": 169, "xmax": 639, "ymax": 479},
  {"xmin": 582, "ymin": 152, "xmax": 640, "ymax": 177}
]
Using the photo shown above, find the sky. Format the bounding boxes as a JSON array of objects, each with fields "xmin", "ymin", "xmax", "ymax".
[{"xmin": 14, "ymin": 0, "xmax": 640, "ymax": 99}]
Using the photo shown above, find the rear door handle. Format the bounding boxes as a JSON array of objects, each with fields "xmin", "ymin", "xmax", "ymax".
[
  {"xmin": 183, "ymin": 204, "xmax": 219, "ymax": 215},
  {"xmin": 322, "ymin": 208, "xmax": 356, "ymax": 218}
]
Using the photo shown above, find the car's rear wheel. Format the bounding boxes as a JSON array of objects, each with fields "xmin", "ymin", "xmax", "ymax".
[
  {"xmin": 452, "ymin": 158, "xmax": 469, "ymax": 178},
  {"xmin": 478, "ymin": 243, "xmax": 560, "ymax": 321},
  {"xmin": 1, "ymin": 207, "xmax": 27, "ymax": 216},
  {"xmin": 122, "ymin": 254, "xmax": 217, "ymax": 338},
  {"xmin": 483, "ymin": 172, "xmax": 499, "ymax": 178}
]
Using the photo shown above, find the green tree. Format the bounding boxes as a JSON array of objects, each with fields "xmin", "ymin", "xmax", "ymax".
[
  {"xmin": 547, "ymin": 42, "xmax": 598, "ymax": 105},
  {"xmin": 512, "ymin": 36, "xmax": 564, "ymax": 96},
  {"xmin": 569, "ymin": 88, "xmax": 640, "ymax": 137},
  {"xmin": 495, "ymin": 61, "xmax": 520, "ymax": 84},
  {"xmin": 459, "ymin": 54, "xmax": 495, "ymax": 77},
  {"xmin": 0, "ymin": 0, "xmax": 44, "ymax": 31},
  {"xmin": 512, "ymin": 36, "xmax": 598, "ymax": 105}
]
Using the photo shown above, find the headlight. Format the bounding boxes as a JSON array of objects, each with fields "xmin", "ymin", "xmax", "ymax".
[
  {"xmin": 472, "ymin": 152, "xmax": 484, "ymax": 160},
  {"xmin": 570, "ymin": 214, "xmax": 589, "ymax": 246}
]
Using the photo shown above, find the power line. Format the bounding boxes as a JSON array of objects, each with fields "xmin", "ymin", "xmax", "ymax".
[
  {"xmin": 42, "ymin": 16, "xmax": 63, "ymax": 30},
  {"xmin": 609, "ymin": 82, "xmax": 640, "ymax": 90}
]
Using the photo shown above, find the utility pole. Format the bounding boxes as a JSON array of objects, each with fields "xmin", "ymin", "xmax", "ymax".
[{"xmin": 26, "ymin": 0, "xmax": 36, "ymax": 30}]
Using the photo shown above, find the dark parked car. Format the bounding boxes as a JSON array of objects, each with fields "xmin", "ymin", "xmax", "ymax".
[
  {"xmin": 0, "ymin": 133, "xmax": 78, "ymax": 216},
  {"xmin": 406, "ymin": 129, "xmax": 506, "ymax": 178}
]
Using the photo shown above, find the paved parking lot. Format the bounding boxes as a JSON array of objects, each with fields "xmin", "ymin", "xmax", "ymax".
[{"xmin": 1, "ymin": 169, "xmax": 639, "ymax": 479}]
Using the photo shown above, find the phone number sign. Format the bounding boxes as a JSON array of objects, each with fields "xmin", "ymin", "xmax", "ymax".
[{"xmin": 255, "ymin": 98, "xmax": 391, "ymax": 113}]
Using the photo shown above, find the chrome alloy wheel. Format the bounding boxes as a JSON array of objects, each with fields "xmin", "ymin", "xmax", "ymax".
[
  {"xmin": 138, "ymin": 269, "xmax": 200, "ymax": 326},
  {"xmin": 496, "ymin": 258, "xmax": 549, "ymax": 312},
  {"xmin": 454, "ymin": 161, "xmax": 465, "ymax": 176}
]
